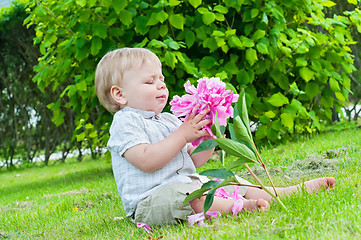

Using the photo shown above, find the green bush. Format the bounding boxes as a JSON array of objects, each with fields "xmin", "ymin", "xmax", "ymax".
[{"xmin": 24, "ymin": 0, "xmax": 361, "ymax": 145}]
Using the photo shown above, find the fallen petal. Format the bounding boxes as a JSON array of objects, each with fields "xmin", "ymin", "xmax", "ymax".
[
  {"xmin": 231, "ymin": 199, "xmax": 244, "ymax": 216},
  {"xmin": 188, "ymin": 212, "xmax": 205, "ymax": 227},
  {"xmin": 136, "ymin": 222, "xmax": 153, "ymax": 232}
]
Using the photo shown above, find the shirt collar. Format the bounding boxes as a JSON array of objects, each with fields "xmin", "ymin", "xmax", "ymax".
[{"xmin": 121, "ymin": 107, "xmax": 160, "ymax": 119}]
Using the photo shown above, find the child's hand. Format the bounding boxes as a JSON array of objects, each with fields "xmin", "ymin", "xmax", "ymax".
[{"xmin": 178, "ymin": 105, "xmax": 212, "ymax": 143}]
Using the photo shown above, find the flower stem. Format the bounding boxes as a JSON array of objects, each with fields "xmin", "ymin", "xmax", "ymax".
[
  {"xmin": 252, "ymin": 141, "xmax": 278, "ymax": 197},
  {"xmin": 244, "ymin": 164, "xmax": 287, "ymax": 210}
]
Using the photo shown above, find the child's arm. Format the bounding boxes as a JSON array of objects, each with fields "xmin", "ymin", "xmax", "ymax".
[
  {"xmin": 187, "ymin": 140, "xmax": 215, "ymax": 168},
  {"xmin": 123, "ymin": 107, "xmax": 212, "ymax": 172}
]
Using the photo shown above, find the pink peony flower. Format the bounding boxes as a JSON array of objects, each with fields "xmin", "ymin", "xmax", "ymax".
[{"xmin": 170, "ymin": 77, "xmax": 239, "ymax": 146}]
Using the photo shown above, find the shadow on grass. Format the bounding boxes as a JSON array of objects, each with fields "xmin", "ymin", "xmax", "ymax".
[{"xmin": 0, "ymin": 166, "xmax": 114, "ymax": 199}]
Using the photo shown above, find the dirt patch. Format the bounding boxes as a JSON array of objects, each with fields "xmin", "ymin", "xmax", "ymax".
[
  {"xmin": 239, "ymin": 146, "xmax": 354, "ymax": 179},
  {"xmin": 43, "ymin": 188, "xmax": 94, "ymax": 198},
  {"xmin": 1, "ymin": 201, "xmax": 32, "ymax": 212}
]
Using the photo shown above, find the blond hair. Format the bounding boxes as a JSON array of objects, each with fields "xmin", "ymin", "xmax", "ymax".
[{"xmin": 94, "ymin": 48, "xmax": 161, "ymax": 114}]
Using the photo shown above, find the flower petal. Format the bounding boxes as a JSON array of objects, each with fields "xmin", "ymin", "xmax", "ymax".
[
  {"xmin": 231, "ymin": 199, "xmax": 244, "ymax": 216},
  {"xmin": 136, "ymin": 222, "xmax": 153, "ymax": 232},
  {"xmin": 188, "ymin": 212, "xmax": 205, "ymax": 227}
]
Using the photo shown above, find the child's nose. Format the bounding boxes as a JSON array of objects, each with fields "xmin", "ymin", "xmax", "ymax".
[{"xmin": 158, "ymin": 81, "xmax": 166, "ymax": 89}]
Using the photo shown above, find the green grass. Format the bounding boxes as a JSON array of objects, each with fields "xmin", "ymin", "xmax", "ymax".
[{"xmin": 1, "ymin": 128, "xmax": 361, "ymax": 239}]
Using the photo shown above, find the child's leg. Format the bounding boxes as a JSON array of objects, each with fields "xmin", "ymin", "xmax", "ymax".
[
  {"xmin": 245, "ymin": 177, "xmax": 336, "ymax": 202},
  {"xmin": 189, "ymin": 195, "xmax": 270, "ymax": 214}
]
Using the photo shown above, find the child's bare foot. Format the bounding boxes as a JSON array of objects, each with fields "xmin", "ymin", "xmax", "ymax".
[
  {"xmin": 245, "ymin": 177, "xmax": 336, "ymax": 202},
  {"xmin": 301, "ymin": 177, "xmax": 335, "ymax": 194},
  {"xmin": 243, "ymin": 199, "xmax": 270, "ymax": 212},
  {"xmin": 281, "ymin": 177, "xmax": 336, "ymax": 196}
]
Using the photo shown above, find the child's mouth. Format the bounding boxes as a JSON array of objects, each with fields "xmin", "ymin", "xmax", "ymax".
[{"xmin": 157, "ymin": 94, "xmax": 167, "ymax": 100}]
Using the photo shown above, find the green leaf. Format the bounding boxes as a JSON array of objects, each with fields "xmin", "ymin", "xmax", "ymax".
[
  {"xmin": 170, "ymin": 0, "xmax": 181, "ymax": 6},
  {"xmin": 305, "ymin": 81, "xmax": 319, "ymax": 99},
  {"xmin": 212, "ymin": 112, "xmax": 223, "ymax": 138},
  {"xmin": 148, "ymin": 39, "xmax": 167, "ymax": 48},
  {"xmin": 280, "ymin": 112, "xmax": 295, "ymax": 131},
  {"xmin": 147, "ymin": 12, "xmax": 159, "ymax": 26},
  {"xmin": 329, "ymin": 78, "xmax": 341, "ymax": 92},
  {"xmin": 200, "ymin": 168, "xmax": 234, "ymax": 179},
  {"xmin": 75, "ymin": 81, "xmax": 87, "ymax": 92},
  {"xmin": 216, "ymin": 13, "xmax": 225, "ymax": 22},
  {"xmin": 215, "ymin": 138, "xmax": 256, "ymax": 161},
  {"xmin": 76, "ymin": 0, "xmax": 86, "ymax": 7},
  {"xmin": 75, "ymin": 47, "xmax": 88, "ymax": 61},
  {"xmin": 299, "ymin": 67, "xmax": 315, "ymax": 82},
  {"xmin": 164, "ymin": 39, "xmax": 180, "ymax": 50},
  {"xmin": 229, "ymin": 116, "xmax": 253, "ymax": 145},
  {"xmin": 335, "ymin": 92, "xmax": 346, "ymax": 102},
  {"xmin": 192, "ymin": 140, "xmax": 218, "ymax": 155},
  {"xmin": 251, "ymin": 9, "xmax": 259, "ymax": 18},
  {"xmin": 91, "ymin": 36, "xmax": 102, "ymax": 56},
  {"xmin": 169, "ymin": 14, "xmax": 184, "ymax": 30},
  {"xmin": 214, "ymin": 5, "xmax": 228, "ymax": 14},
  {"xmin": 113, "ymin": 0, "xmax": 127, "ymax": 14},
  {"xmin": 88, "ymin": 130, "xmax": 98, "ymax": 138},
  {"xmin": 296, "ymin": 57, "xmax": 307, "ymax": 67},
  {"xmin": 290, "ymin": 82, "xmax": 305, "ymax": 96},
  {"xmin": 347, "ymin": 0, "xmax": 357, "ymax": 5},
  {"xmin": 255, "ymin": 124, "xmax": 267, "ymax": 140},
  {"xmin": 165, "ymin": 51, "xmax": 177, "ymax": 69},
  {"xmin": 159, "ymin": 25, "xmax": 168, "ymax": 37},
  {"xmin": 185, "ymin": 30, "xmax": 196, "ymax": 48},
  {"xmin": 197, "ymin": 7, "xmax": 208, "ymax": 14},
  {"xmin": 235, "ymin": 90, "xmax": 251, "ymax": 137},
  {"xmin": 321, "ymin": 0, "xmax": 336, "ymax": 7},
  {"xmin": 245, "ymin": 48, "xmax": 258, "ymax": 66},
  {"xmin": 252, "ymin": 30, "xmax": 265, "ymax": 40},
  {"xmin": 201, "ymin": 180, "xmax": 220, "ymax": 189},
  {"xmin": 119, "ymin": 10, "xmax": 133, "ymax": 26},
  {"xmin": 226, "ymin": 157, "xmax": 255, "ymax": 171},
  {"xmin": 199, "ymin": 56, "xmax": 218, "ymax": 70},
  {"xmin": 224, "ymin": 61, "xmax": 238, "ymax": 75},
  {"xmin": 204, "ymin": 188, "xmax": 216, "ymax": 213},
  {"xmin": 202, "ymin": 12, "xmax": 216, "ymax": 25},
  {"xmin": 261, "ymin": 12, "xmax": 269, "ymax": 24},
  {"xmin": 93, "ymin": 23, "xmax": 108, "ymax": 39},
  {"xmin": 256, "ymin": 43, "xmax": 269, "ymax": 54},
  {"xmin": 236, "ymin": 69, "xmax": 254, "ymax": 85},
  {"xmin": 189, "ymin": 0, "xmax": 201, "ymax": 8},
  {"xmin": 229, "ymin": 36, "xmax": 243, "ymax": 49},
  {"xmin": 76, "ymin": 132, "xmax": 86, "ymax": 142},
  {"xmin": 265, "ymin": 111, "xmax": 276, "ymax": 118},
  {"xmin": 268, "ymin": 92, "xmax": 289, "ymax": 107},
  {"xmin": 183, "ymin": 188, "xmax": 209, "ymax": 205},
  {"xmin": 270, "ymin": 71, "xmax": 289, "ymax": 90},
  {"xmin": 157, "ymin": 11, "xmax": 168, "ymax": 23},
  {"xmin": 226, "ymin": 82, "xmax": 237, "ymax": 93},
  {"xmin": 219, "ymin": 150, "xmax": 225, "ymax": 166}
]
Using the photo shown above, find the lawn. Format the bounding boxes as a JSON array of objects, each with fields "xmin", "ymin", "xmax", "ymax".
[{"xmin": 1, "ymin": 127, "xmax": 361, "ymax": 239}]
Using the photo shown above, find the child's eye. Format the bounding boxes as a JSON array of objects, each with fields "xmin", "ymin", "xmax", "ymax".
[{"xmin": 145, "ymin": 80, "xmax": 154, "ymax": 84}]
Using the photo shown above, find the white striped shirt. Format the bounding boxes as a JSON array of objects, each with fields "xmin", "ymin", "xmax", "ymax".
[{"xmin": 107, "ymin": 107, "xmax": 197, "ymax": 217}]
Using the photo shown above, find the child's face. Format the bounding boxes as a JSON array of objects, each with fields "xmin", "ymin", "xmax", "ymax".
[{"xmin": 120, "ymin": 58, "xmax": 168, "ymax": 115}]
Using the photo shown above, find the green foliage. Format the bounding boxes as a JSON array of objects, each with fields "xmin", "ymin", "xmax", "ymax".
[
  {"xmin": 0, "ymin": 2, "xmax": 55, "ymax": 166},
  {"xmin": 24, "ymin": 0, "xmax": 361, "ymax": 145}
]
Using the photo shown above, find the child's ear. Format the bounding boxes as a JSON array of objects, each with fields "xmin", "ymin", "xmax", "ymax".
[{"xmin": 110, "ymin": 86, "xmax": 127, "ymax": 105}]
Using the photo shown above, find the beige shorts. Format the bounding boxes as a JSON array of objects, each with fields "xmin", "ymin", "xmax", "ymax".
[{"xmin": 132, "ymin": 176, "xmax": 251, "ymax": 226}]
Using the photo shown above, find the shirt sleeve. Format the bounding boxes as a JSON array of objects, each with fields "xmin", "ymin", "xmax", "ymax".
[{"xmin": 107, "ymin": 111, "xmax": 150, "ymax": 156}]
